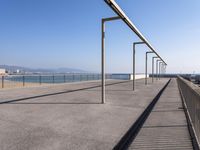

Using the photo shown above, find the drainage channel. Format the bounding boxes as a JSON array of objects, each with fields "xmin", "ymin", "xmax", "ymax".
[{"xmin": 113, "ymin": 79, "xmax": 171, "ymax": 150}]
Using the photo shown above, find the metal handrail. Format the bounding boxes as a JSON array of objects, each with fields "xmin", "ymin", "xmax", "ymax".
[{"xmin": 104, "ymin": 0, "xmax": 167, "ymax": 65}]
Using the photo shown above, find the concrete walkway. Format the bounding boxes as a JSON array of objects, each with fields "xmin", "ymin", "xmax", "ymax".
[
  {"xmin": 0, "ymin": 79, "xmax": 168, "ymax": 150},
  {"xmin": 129, "ymin": 79, "xmax": 193, "ymax": 150}
]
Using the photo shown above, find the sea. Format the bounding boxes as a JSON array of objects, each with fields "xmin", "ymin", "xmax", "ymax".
[{"xmin": 4, "ymin": 74, "xmax": 130, "ymax": 84}]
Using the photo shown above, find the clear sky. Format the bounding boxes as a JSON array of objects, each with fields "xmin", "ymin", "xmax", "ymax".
[{"xmin": 0, "ymin": 0, "xmax": 200, "ymax": 73}]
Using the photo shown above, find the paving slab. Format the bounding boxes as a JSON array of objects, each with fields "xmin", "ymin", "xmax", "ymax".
[
  {"xmin": 129, "ymin": 79, "xmax": 193, "ymax": 150},
  {"xmin": 0, "ymin": 78, "xmax": 169, "ymax": 150}
]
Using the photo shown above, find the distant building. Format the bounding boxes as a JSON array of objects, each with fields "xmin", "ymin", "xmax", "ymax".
[
  {"xmin": 16, "ymin": 69, "xmax": 20, "ymax": 73},
  {"xmin": 0, "ymin": 69, "xmax": 6, "ymax": 75}
]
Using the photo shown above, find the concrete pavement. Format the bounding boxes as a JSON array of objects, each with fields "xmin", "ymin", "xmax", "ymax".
[
  {"xmin": 0, "ymin": 79, "xmax": 169, "ymax": 150},
  {"xmin": 129, "ymin": 79, "xmax": 193, "ymax": 150}
]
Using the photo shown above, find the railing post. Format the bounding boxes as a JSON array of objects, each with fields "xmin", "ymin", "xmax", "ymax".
[
  {"xmin": 64, "ymin": 74, "xmax": 66, "ymax": 83},
  {"xmin": 133, "ymin": 43, "xmax": 136, "ymax": 91},
  {"xmin": 156, "ymin": 60, "xmax": 161, "ymax": 80},
  {"xmin": 23, "ymin": 76, "xmax": 25, "ymax": 87},
  {"xmin": 133, "ymin": 42, "xmax": 145, "ymax": 90},
  {"xmin": 39, "ymin": 75, "xmax": 42, "ymax": 85},
  {"xmin": 102, "ymin": 19, "xmax": 106, "ymax": 103},
  {"xmin": 145, "ymin": 51, "xmax": 153, "ymax": 85},
  {"xmin": 2, "ymin": 76, "xmax": 4, "ymax": 88},
  {"xmin": 72, "ymin": 74, "xmax": 75, "ymax": 82},
  {"xmin": 159, "ymin": 62, "xmax": 162, "ymax": 80},
  {"xmin": 152, "ymin": 57, "xmax": 155, "ymax": 83},
  {"xmin": 145, "ymin": 52, "xmax": 148, "ymax": 85},
  {"xmin": 101, "ymin": 16, "xmax": 121, "ymax": 104},
  {"xmin": 53, "ymin": 75, "xmax": 55, "ymax": 84}
]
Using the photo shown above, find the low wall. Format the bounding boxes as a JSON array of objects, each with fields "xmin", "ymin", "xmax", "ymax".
[{"xmin": 177, "ymin": 76, "xmax": 200, "ymax": 148}]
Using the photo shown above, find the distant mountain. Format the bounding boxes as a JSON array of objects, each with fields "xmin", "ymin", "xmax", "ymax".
[{"xmin": 0, "ymin": 65, "xmax": 87, "ymax": 74}]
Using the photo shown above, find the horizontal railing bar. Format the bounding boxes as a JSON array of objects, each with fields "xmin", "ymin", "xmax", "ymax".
[{"xmin": 104, "ymin": 0, "xmax": 167, "ymax": 65}]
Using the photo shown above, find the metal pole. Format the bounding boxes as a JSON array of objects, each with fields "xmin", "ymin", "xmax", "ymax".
[
  {"xmin": 102, "ymin": 19, "xmax": 105, "ymax": 104},
  {"xmin": 162, "ymin": 63, "xmax": 164, "ymax": 78},
  {"xmin": 101, "ymin": 16, "xmax": 120, "ymax": 104},
  {"xmin": 104, "ymin": 0, "xmax": 167, "ymax": 66},
  {"xmin": 152, "ymin": 57, "xmax": 158, "ymax": 83},
  {"xmin": 39, "ymin": 75, "xmax": 42, "ymax": 85},
  {"xmin": 161, "ymin": 64, "xmax": 164, "ymax": 77},
  {"xmin": 152, "ymin": 57, "xmax": 154, "ymax": 83},
  {"xmin": 159, "ymin": 62, "xmax": 163, "ymax": 80},
  {"xmin": 156, "ymin": 60, "xmax": 161, "ymax": 80},
  {"xmin": 64, "ymin": 74, "xmax": 66, "ymax": 83},
  {"xmin": 145, "ymin": 52, "xmax": 147, "ymax": 85},
  {"xmin": 23, "ymin": 76, "xmax": 25, "ymax": 87},
  {"xmin": 159, "ymin": 62, "xmax": 161, "ymax": 80},
  {"xmin": 2, "ymin": 76, "xmax": 4, "ymax": 88},
  {"xmin": 72, "ymin": 74, "xmax": 75, "ymax": 82},
  {"xmin": 53, "ymin": 75, "xmax": 55, "ymax": 84},
  {"xmin": 163, "ymin": 65, "xmax": 165, "ymax": 74},
  {"xmin": 133, "ymin": 42, "xmax": 145, "ymax": 91},
  {"xmin": 133, "ymin": 43, "xmax": 135, "ymax": 91},
  {"xmin": 145, "ymin": 51, "xmax": 153, "ymax": 85}
]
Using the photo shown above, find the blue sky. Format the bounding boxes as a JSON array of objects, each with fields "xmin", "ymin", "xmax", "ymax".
[{"xmin": 0, "ymin": 0, "xmax": 200, "ymax": 73}]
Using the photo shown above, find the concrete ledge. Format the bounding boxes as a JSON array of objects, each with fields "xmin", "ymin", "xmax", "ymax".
[{"xmin": 177, "ymin": 76, "xmax": 200, "ymax": 149}]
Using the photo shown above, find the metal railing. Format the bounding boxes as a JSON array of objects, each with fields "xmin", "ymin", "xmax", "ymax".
[
  {"xmin": 103, "ymin": 0, "xmax": 167, "ymax": 101},
  {"xmin": 177, "ymin": 76, "xmax": 200, "ymax": 148},
  {"xmin": 104, "ymin": 0, "xmax": 167, "ymax": 65},
  {"xmin": 0, "ymin": 74, "xmax": 129, "ymax": 89}
]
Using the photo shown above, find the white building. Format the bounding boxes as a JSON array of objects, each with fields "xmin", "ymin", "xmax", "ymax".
[
  {"xmin": 129, "ymin": 74, "xmax": 149, "ymax": 80},
  {"xmin": 0, "ymin": 69, "xmax": 6, "ymax": 75}
]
